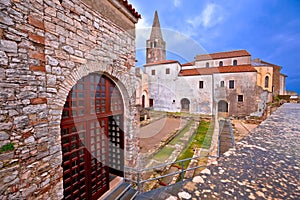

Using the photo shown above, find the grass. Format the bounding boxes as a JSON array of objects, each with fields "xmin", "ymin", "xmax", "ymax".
[
  {"xmin": 0, "ymin": 143, "xmax": 14, "ymax": 154},
  {"xmin": 175, "ymin": 120, "xmax": 212, "ymax": 169},
  {"xmin": 152, "ymin": 146, "xmax": 175, "ymax": 162}
]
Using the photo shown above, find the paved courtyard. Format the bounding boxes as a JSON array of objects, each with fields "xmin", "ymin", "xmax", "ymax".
[{"xmin": 136, "ymin": 103, "xmax": 300, "ymax": 199}]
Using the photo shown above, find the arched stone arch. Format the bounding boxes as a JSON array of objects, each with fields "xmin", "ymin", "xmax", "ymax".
[{"xmin": 48, "ymin": 62, "xmax": 138, "ymax": 199}]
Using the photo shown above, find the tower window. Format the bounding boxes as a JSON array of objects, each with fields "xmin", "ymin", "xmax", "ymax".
[
  {"xmin": 166, "ymin": 68, "xmax": 170, "ymax": 74},
  {"xmin": 219, "ymin": 61, "xmax": 223, "ymax": 66},
  {"xmin": 265, "ymin": 76, "xmax": 269, "ymax": 88},
  {"xmin": 220, "ymin": 81, "xmax": 224, "ymax": 87},
  {"xmin": 238, "ymin": 95, "xmax": 244, "ymax": 102},
  {"xmin": 206, "ymin": 62, "xmax": 209, "ymax": 68},
  {"xmin": 229, "ymin": 80, "xmax": 235, "ymax": 89},
  {"xmin": 233, "ymin": 60, "xmax": 237, "ymax": 66},
  {"xmin": 151, "ymin": 70, "xmax": 155, "ymax": 75},
  {"xmin": 199, "ymin": 81, "xmax": 204, "ymax": 89}
]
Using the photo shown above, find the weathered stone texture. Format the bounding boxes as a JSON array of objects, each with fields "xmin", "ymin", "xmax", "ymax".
[{"xmin": 0, "ymin": 0, "xmax": 139, "ymax": 199}]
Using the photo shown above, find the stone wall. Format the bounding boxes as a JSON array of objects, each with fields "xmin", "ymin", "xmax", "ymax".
[
  {"xmin": 214, "ymin": 72, "xmax": 259, "ymax": 116},
  {"xmin": 0, "ymin": 0, "xmax": 139, "ymax": 199}
]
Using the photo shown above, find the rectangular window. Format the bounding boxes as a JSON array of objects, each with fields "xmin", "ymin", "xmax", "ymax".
[
  {"xmin": 166, "ymin": 68, "xmax": 170, "ymax": 74},
  {"xmin": 151, "ymin": 70, "xmax": 155, "ymax": 75},
  {"xmin": 199, "ymin": 81, "xmax": 204, "ymax": 89},
  {"xmin": 238, "ymin": 95, "xmax": 243, "ymax": 102},
  {"xmin": 229, "ymin": 80, "xmax": 234, "ymax": 89}
]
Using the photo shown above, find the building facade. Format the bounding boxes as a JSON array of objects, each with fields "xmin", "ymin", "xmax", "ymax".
[
  {"xmin": 0, "ymin": 0, "xmax": 140, "ymax": 199},
  {"xmin": 141, "ymin": 12, "xmax": 287, "ymax": 117}
]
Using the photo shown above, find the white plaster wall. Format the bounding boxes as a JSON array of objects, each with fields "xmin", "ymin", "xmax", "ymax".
[
  {"xmin": 145, "ymin": 63, "xmax": 181, "ymax": 111},
  {"xmin": 175, "ymin": 75, "xmax": 213, "ymax": 114}
]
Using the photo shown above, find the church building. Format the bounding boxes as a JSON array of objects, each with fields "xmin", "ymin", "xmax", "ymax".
[{"xmin": 141, "ymin": 11, "xmax": 287, "ymax": 117}]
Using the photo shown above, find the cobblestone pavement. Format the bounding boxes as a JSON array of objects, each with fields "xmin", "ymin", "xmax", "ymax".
[{"xmin": 136, "ymin": 103, "xmax": 300, "ymax": 199}]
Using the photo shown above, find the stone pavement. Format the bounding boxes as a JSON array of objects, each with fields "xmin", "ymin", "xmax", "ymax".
[{"xmin": 136, "ymin": 103, "xmax": 300, "ymax": 199}]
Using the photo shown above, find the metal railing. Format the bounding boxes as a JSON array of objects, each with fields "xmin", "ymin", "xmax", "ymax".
[{"xmin": 124, "ymin": 154, "xmax": 219, "ymax": 193}]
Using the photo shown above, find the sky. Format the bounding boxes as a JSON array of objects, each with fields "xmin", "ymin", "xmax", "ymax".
[{"xmin": 129, "ymin": 0, "xmax": 300, "ymax": 94}]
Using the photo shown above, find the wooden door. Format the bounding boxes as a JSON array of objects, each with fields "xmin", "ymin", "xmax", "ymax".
[{"xmin": 61, "ymin": 73, "xmax": 124, "ymax": 199}]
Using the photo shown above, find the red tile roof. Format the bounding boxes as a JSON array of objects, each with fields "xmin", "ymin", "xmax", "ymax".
[
  {"xmin": 181, "ymin": 61, "xmax": 194, "ymax": 66},
  {"xmin": 120, "ymin": 0, "xmax": 141, "ymax": 19},
  {"xmin": 144, "ymin": 60, "xmax": 179, "ymax": 67},
  {"xmin": 179, "ymin": 65, "xmax": 257, "ymax": 76},
  {"xmin": 195, "ymin": 50, "xmax": 251, "ymax": 61}
]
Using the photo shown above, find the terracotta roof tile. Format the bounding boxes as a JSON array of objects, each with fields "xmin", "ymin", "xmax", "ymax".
[
  {"xmin": 181, "ymin": 61, "xmax": 194, "ymax": 66},
  {"xmin": 144, "ymin": 60, "xmax": 179, "ymax": 67},
  {"xmin": 120, "ymin": 0, "xmax": 141, "ymax": 19},
  {"xmin": 195, "ymin": 50, "xmax": 251, "ymax": 61},
  {"xmin": 179, "ymin": 65, "xmax": 257, "ymax": 76}
]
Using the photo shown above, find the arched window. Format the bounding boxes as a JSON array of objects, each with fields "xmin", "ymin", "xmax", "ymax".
[
  {"xmin": 219, "ymin": 61, "xmax": 223, "ymax": 66},
  {"xmin": 233, "ymin": 60, "xmax": 237, "ymax": 66},
  {"xmin": 265, "ymin": 76, "xmax": 269, "ymax": 88},
  {"xmin": 220, "ymin": 81, "xmax": 224, "ymax": 87},
  {"xmin": 206, "ymin": 62, "xmax": 209, "ymax": 68}
]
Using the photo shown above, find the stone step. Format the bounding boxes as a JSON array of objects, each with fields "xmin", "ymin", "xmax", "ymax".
[
  {"xmin": 104, "ymin": 182, "xmax": 131, "ymax": 200},
  {"xmin": 120, "ymin": 188, "xmax": 138, "ymax": 200}
]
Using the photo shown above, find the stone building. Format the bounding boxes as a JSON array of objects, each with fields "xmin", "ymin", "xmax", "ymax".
[
  {"xmin": 0, "ymin": 0, "xmax": 141, "ymax": 199},
  {"xmin": 142, "ymin": 11, "xmax": 287, "ymax": 117},
  {"xmin": 252, "ymin": 58, "xmax": 287, "ymax": 98}
]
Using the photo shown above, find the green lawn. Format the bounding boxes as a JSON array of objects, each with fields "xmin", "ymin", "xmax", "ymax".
[
  {"xmin": 152, "ymin": 146, "xmax": 175, "ymax": 162},
  {"xmin": 175, "ymin": 120, "xmax": 212, "ymax": 169}
]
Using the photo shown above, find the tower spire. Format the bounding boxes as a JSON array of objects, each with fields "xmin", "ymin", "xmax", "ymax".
[
  {"xmin": 146, "ymin": 11, "xmax": 166, "ymax": 64},
  {"xmin": 150, "ymin": 10, "xmax": 163, "ymax": 40}
]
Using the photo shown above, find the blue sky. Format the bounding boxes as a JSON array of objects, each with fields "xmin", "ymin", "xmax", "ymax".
[{"xmin": 130, "ymin": 0, "xmax": 300, "ymax": 94}]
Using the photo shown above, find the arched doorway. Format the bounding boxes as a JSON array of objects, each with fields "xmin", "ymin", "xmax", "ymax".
[
  {"xmin": 181, "ymin": 98, "xmax": 190, "ymax": 112},
  {"xmin": 218, "ymin": 100, "xmax": 229, "ymax": 112},
  {"xmin": 60, "ymin": 73, "xmax": 124, "ymax": 199}
]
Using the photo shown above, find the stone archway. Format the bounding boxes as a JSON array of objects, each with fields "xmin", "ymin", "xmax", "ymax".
[
  {"xmin": 60, "ymin": 73, "xmax": 124, "ymax": 199},
  {"xmin": 181, "ymin": 98, "xmax": 190, "ymax": 112}
]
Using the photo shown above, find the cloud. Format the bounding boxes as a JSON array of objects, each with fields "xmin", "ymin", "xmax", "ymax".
[
  {"xmin": 173, "ymin": 0, "xmax": 181, "ymax": 7},
  {"xmin": 187, "ymin": 3, "xmax": 224, "ymax": 29}
]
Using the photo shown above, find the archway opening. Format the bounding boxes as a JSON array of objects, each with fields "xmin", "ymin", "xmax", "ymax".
[
  {"xmin": 60, "ymin": 73, "xmax": 124, "ymax": 199},
  {"xmin": 218, "ymin": 100, "xmax": 229, "ymax": 117},
  {"xmin": 181, "ymin": 98, "xmax": 190, "ymax": 112}
]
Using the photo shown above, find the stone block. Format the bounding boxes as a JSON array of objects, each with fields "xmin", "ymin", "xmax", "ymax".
[
  {"xmin": 0, "ymin": 12, "xmax": 14, "ymax": 26},
  {"xmin": 30, "ymin": 65, "xmax": 46, "ymax": 72},
  {"xmin": 0, "ymin": 50, "xmax": 8, "ymax": 65},
  {"xmin": 29, "ymin": 51, "xmax": 45, "ymax": 62},
  {"xmin": 28, "ymin": 15, "xmax": 44, "ymax": 30},
  {"xmin": 28, "ymin": 33, "xmax": 45, "ymax": 45},
  {"xmin": 30, "ymin": 98, "xmax": 47, "ymax": 105},
  {"xmin": 0, "ymin": 131, "xmax": 9, "ymax": 140},
  {"xmin": 0, "ymin": 0, "xmax": 11, "ymax": 6},
  {"xmin": 62, "ymin": 45, "xmax": 74, "ymax": 54},
  {"xmin": 70, "ymin": 55, "xmax": 87, "ymax": 64},
  {"xmin": 0, "ymin": 39, "xmax": 17, "ymax": 53}
]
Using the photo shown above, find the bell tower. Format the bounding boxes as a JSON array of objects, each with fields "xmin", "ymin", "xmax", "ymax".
[{"xmin": 146, "ymin": 11, "xmax": 166, "ymax": 64}]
